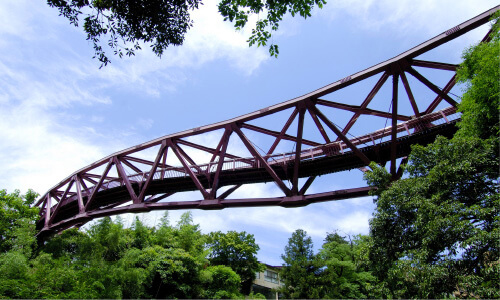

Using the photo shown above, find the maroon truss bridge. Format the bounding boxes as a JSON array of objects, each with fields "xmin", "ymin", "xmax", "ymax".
[{"xmin": 35, "ymin": 7, "xmax": 499, "ymax": 238}]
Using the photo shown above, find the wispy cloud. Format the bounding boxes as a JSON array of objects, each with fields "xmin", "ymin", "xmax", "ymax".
[
  {"xmin": 322, "ymin": 0, "xmax": 497, "ymax": 41},
  {"xmin": 0, "ymin": 0, "xmax": 272, "ymax": 195},
  {"xmin": 0, "ymin": 103, "xmax": 105, "ymax": 193},
  {"xmin": 86, "ymin": 1, "xmax": 270, "ymax": 96}
]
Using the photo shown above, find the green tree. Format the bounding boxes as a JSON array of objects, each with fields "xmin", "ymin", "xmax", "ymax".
[
  {"xmin": 279, "ymin": 229, "xmax": 322, "ymax": 298},
  {"xmin": 0, "ymin": 189, "xmax": 39, "ymax": 256},
  {"xmin": 0, "ymin": 189, "xmax": 39, "ymax": 298},
  {"xmin": 42, "ymin": 228, "xmax": 95, "ymax": 260},
  {"xmin": 131, "ymin": 216, "xmax": 151, "ymax": 249},
  {"xmin": 318, "ymin": 232, "xmax": 378, "ymax": 298},
  {"xmin": 1, "ymin": 205, "xmax": 269, "ymax": 299},
  {"xmin": 87, "ymin": 216, "xmax": 132, "ymax": 261},
  {"xmin": 152, "ymin": 211, "xmax": 178, "ymax": 249},
  {"xmin": 366, "ymin": 136, "xmax": 499, "ymax": 298},
  {"xmin": 137, "ymin": 245, "xmax": 203, "ymax": 298},
  {"xmin": 218, "ymin": 0, "xmax": 326, "ymax": 57},
  {"xmin": 200, "ymin": 265, "xmax": 242, "ymax": 299},
  {"xmin": 0, "ymin": 251, "xmax": 32, "ymax": 298},
  {"xmin": 206, "ymin": 230, "xmax": 262, "ymax": 294},
  {"xmin": 364, "ymin": 16, "xmax": 499, "ymax": 298},
  {"xmin": 175, "ymin": 211, "xmax": 207, "ymax": 256},
  {"xmin": 47, "ymin": 0, "xmax": 326, "ymax": 66},
  {"xmin": 37, "ymin": 226, "xmax": 130, "ymax": 298},
  {"xmin": 456, "ymin": 14, "xmax": 499, "ymax": 140}
]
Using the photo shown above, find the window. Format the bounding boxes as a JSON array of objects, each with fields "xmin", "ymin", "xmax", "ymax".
[
  {"xmin": 255, "ymin": 272, "xmax": 260, "ymax": 279},
  {"xmin": 264, "ymin": 270, "xmax": 279, "ymax": 284}
]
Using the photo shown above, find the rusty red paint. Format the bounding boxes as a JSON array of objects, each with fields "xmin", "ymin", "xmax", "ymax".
[{"xmin": 35, "ymin": 7, "xmax": 498, "ymax": 238}]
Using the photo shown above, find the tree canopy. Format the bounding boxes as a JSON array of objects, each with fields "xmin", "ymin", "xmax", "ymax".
[
  {"xmin": 278, "ymin": 229, "xmax": 380, "ymax": 299},
  {"xmin": 279, "ymin": 229, "xmax": 321, "ymax": 298},
  {"xmin": 456, "ymin": 15, "xmax": 499, "ymax": 140},
  {"xmin": 206, "ymin": 230, "xmax": 262, "ymax": 294},
  {"xmin": 0, "ymin": 202, "xmax": 251, "ymax": 299},
  {"xmin": 318, "ymin": 232, "xmax": 378, "ymax": 298},
  {"xmin": 0, "ymin": 189, "xmax": 38, "ymax": 256},
  {"xmin": 47, "ymin": 0, "xmax": 326, "ymax": 67},
  {"xmin": 364, "ymin": 15, "xmax": 500, "ymax": 299}
]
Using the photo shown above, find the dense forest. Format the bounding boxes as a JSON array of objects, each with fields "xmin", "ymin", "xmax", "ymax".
[
  {"xmin": 0, "ymin": 191, "xmax": 379, "ymax": 299},
  {"xmin": 0, "ymin": 12, "xmax": 498, "ymax": 300}
]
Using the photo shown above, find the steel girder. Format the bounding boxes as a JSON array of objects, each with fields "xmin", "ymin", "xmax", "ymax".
[{"xmin": 35, "ymin": 6, "xmax": 499, "ymax": 238}]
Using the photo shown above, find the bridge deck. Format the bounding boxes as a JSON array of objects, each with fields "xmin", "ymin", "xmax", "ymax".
[
  {"xmin": 35, "ymin": 6, "xmax": 499, "ymax": 238},
  {"xmin": 38, "ymin": 116, "xmax": 458, "ymax": 232}
]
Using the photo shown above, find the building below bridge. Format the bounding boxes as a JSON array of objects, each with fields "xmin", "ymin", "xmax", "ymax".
[{"xmin": 251, "ymin": 264, "xmax": 283, "ymax": 299}]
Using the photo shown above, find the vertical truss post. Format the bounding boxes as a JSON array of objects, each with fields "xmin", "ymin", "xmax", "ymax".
[
  {"xmin": 44, "ymin": 194, "xmax": 51, "ymax": 227},
  {"xmin": 75, "ymin": 175, "xmax": 84, "ymax": 213},
  {"xmin": 391, "ymin": 73, "xmax": 399, "ymax": 177},
  {"xmin": 292, "ymin": 106, "xmax": 306, "ymax": 195},
  {"xmin": 210, "ymin": 127, "xmax": 232, "ymax": 199}
]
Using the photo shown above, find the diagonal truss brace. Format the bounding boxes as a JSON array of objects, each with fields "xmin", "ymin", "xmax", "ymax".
[
  {"xmin": 232, "ymin": 124, "xmax": 292, "ymax": 197},
  {"xmin": 138, "ymin": 140, "xmax": 168, "ymax": 202},
  {"xmin": 337, "ymin": 71, "xmax": 390, "ymax": 140},
  {"xmin": 84, "ymin": 159, "xmax": 114, "ymax": 211},
  {"xmin": 167, "ymin": 139, "xmax": 210, "ymax": 199},
  {"xmin": 407, "ymin": 67, "xmax": 458, "ymax": 107},
  {"xmin": 309, "ymin": 105, "xmax": 371, "ymax": 166},
  {"xmin": 114, "ymin": 157, "xmax": 139, "ymax": 204}
]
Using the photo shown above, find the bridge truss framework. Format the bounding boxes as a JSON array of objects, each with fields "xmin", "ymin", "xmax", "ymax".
[{"xmin": 35, "ymin": 6, "xmax": 499, "ymax": 237}]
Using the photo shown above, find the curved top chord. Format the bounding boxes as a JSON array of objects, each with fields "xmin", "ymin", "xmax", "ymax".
[{"xmin": 35, "ymin": 6, "xmax": 499, "ymax": 237}]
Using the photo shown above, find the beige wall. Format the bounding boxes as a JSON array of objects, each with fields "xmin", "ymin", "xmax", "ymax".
[{"xmin": 254, "ymin": 268, "xmax": 282, "ymax": 290}]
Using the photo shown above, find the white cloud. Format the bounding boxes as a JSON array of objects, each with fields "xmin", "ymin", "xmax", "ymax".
[
  {"xmin": 323, "ymin": 0, "xmax": 497, "ymax": 40},
  {"xmin": 0, "ymin": 103, "xmax": 105, "ymax": 194},
  {"xmin": 85, "ymin": 0, "xmax": 270, "ymax": 96},
  {"xmin": 0, "ymin": 0, "xmax": 270, "ymax": 103},
  {"xmin": 137, "ymin": 118, "xmax": 154, "ymax": 130},
  {"xmin": 0, "ymin": 0, "xmax": 51, "ymax": 39},
  {"xmin": 0, "ymin": 0, "xmax": 273, "ymax": 196},
  {"xmin": 186, "ymin": 1, "xmax": 269, "ymax": 73}
]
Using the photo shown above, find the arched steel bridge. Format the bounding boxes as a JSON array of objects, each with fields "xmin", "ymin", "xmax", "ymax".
[{"xmin": 35, "ymin": 7, "xmax": 499, "ymax": 238}]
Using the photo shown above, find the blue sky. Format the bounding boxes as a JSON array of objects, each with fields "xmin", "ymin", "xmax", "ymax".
[{"xmin": 0, "ymin": 0, "xmax": 496, "ymax": 265}]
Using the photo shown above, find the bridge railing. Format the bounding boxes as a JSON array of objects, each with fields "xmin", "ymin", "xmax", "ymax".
[
  {"xmin": 41, "ymin": 106, "xmax": 459, "ymax": 209},
  {"xmin": 36, "ymin": 4, "xmax": 500, "ymax": 236},
  {"xmin": 98, "ymin": 107, "xmax": 460, "ymax": 191}
]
